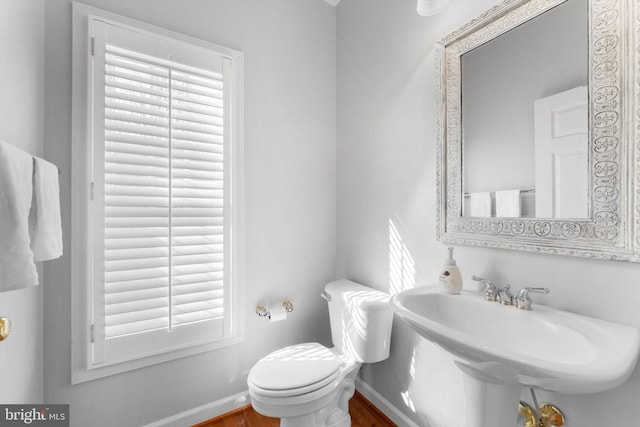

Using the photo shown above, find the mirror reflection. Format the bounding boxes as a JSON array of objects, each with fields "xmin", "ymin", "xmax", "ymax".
[{"xmin": 461, "ymin": 0, "xmax": 588, "ymax": 219}]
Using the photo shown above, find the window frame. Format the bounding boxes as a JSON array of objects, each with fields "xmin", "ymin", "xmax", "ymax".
[{"xmin": 71, "ymin": 2, "xmax": 244, "ymax": 383}]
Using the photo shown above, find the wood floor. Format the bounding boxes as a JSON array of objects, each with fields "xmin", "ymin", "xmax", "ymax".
[{"xmin": 193, "ymin": 390, "xmax": 397, "ymax": 427}]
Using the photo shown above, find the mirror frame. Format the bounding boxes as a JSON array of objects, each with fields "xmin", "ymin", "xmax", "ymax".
[{"xmin": 436, "ymin": 0, "xmax": 640, "ymax": 261}]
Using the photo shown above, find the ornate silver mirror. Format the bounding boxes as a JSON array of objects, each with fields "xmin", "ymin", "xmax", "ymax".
[{"xmin": 436, "ymin": 0, "xmax": 640, "ymax": 261}]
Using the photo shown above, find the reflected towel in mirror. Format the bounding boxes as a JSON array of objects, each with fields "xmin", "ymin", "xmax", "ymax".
[
  {"xmin": 470, "ymin": 192, "xmax": 491, "ymax": 217},
  {"xmin": 495, "ymin": 189, "xmax": 521, "ymax": 218}
]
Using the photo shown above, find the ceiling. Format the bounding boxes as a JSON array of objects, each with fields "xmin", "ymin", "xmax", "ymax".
[{"xmin": 323, "ymin": 0, "xmax": 342, "ymax": 6}]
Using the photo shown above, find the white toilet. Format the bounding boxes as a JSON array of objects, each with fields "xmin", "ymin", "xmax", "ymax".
[{"xmin": 247, "ymin": 279, "xmax": 394, "ymax": 427}]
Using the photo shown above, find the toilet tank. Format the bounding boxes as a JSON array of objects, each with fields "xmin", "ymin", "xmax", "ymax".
[{"xmin": 325, "ymin": 279, "xmax": 393, "ymax": 363}]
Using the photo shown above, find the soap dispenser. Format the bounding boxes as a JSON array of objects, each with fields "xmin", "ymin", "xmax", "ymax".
[{"xmin": 439, "ymin": 247, "xmax": 462, "ymax": 294}]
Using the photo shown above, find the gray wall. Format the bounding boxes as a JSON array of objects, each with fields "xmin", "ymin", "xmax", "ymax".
[
  {"xmin": 0, "ymin": 0, "xmax": 44, "ymax": 404},
  {"xmin": 7, "ymin": 0, "xmax": 640, "ymax": 425},
  {"xmin": 337, "ymin": 0, "xmax": 640, "ymax": 426},
  {"xmin": 43, "ymin": 0, "xmax": 337, "ymax": 425}
]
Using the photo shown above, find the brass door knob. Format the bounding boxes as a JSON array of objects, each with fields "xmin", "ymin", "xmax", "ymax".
[{"xmin": 0, "ymin": 317, "xmax": 11, "ymax": 341}]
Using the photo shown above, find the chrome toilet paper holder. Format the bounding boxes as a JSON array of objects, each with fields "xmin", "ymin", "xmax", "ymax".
[{"xmin": 256, "ymin": 300, "xmax": 294, "ymax": 319}]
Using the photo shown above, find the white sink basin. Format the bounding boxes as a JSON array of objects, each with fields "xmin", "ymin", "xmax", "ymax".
[{"xmin": 391, "ymin": 286, "xmax": 640, "ymax": 427}]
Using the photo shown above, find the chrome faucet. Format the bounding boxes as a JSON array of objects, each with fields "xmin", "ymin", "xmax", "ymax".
[
  {"xmin": 497, "ymin": 284, "xmax": 514, "ymax": 306},
  {"xmin": 472, "ymin": 275, "xmax": 549, "ymax": 310},
  {"xmin": 471, "ymin": 275, "xmax": 498, "ymax": 302},
  {"xmin": 515, "ymin": 287, "xmax": 549, "ymax": 310}
]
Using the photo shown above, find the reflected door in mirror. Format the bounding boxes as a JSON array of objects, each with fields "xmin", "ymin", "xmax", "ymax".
[{"xmin": 534, "ymin": 86, "xmax": 588, "ymax": 218}]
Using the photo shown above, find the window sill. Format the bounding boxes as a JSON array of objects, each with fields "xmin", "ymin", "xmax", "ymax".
[{"xmin": 72, "ymin": 333, "xmax": 243, "ymax": 384}]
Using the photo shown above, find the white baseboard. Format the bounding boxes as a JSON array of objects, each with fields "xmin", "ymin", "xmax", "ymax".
[
  {"xmin": 355, "ymin": 378, "xmax": 421, "ymax": 427},
  {"xmin": 144, "ymin": 380, "xmax": 419, "ymax": 427},
  {"xmin": 142, "ymin": 390, "xmax": 250, "ymax": 427}
]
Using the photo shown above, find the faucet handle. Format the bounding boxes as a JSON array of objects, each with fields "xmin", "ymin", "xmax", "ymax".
[
  {"xmin": 515, "ymin": 287, "xmax": 549, "ymax": 310},
  {"xmin": 471, "ymin": 275, "xmax": 498, "ymax": 302},
  {"xmin": 498, "ymin": 284, "xmax": 514, "ymax": 305},
  {"xmin": 471, "ymin": 275, "xmax": 492, "ymax": 287}
]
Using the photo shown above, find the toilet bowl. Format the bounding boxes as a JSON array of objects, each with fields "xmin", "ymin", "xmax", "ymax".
[
  {"xmin": 248, "ymin": 343, "xmax": 360, "ymax": 426},
  {"xmin": 247, "ymin": 280, "xmax": 393, "ymax": 427}
]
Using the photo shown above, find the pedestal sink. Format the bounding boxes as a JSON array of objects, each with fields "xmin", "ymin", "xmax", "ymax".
[{"xmin": 390, "ymin": 286, "xmax": 640, "ymax": 427}]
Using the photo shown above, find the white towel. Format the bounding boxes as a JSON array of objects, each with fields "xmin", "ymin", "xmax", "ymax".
[
  {"xmin": 496, "ymin": 189, "xmax": 521, "ymax": 218},
  {"xmin": 470, "ymin": 192, "xmax": 491, "ymax": 217},
  {"xmin": 0, "ymin": 141, "xmax": 38, "ymax": 291},
  {"xmin": 30, "ymin": 157, "xmax": 63, "ymax": 261}
]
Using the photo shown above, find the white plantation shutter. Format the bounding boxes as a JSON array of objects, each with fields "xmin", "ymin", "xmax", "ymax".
[{"xmin": 89, "ymin": 20, "xmax": 239, "ymax": 366}]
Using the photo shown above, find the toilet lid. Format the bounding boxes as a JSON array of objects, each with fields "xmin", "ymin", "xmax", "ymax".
[{"xmin": 249, "ymin": 343, "xmax": 341, "ymax": 392}]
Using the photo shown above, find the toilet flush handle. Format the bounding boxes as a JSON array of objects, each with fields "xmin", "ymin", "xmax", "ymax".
[{"xmin": 321, "ymin": 291, "xmax": 331, "ymax": 302}]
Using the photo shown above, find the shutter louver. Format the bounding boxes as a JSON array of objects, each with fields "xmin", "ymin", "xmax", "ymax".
[
  {"xmin": 102, "ymin": 44, "xmax": 225, "ymax": 342},
  {"xmin": 170, "ymin": 67, "xmax": 226, "ymax": 327}
]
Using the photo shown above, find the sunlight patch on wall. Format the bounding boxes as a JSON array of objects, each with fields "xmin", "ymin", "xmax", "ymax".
[{"xmin": 389, "ymin": 219, "xmax": 415, "ymax": 295}]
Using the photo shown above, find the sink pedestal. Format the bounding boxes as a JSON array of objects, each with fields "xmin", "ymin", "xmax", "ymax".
[{"xmin": 462, "ymin": 372, "xmax": 521, "ymax": 427}]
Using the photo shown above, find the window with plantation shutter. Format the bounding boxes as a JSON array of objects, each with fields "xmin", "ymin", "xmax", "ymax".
[{"xmin": 84, "ymin": 17, "xmax": 243, "ymax": 368}]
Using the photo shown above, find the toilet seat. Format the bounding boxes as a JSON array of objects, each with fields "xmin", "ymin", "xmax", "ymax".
[{"xmin": 248, "ymin": 343, "xmax": 343, "ymax": 397}]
